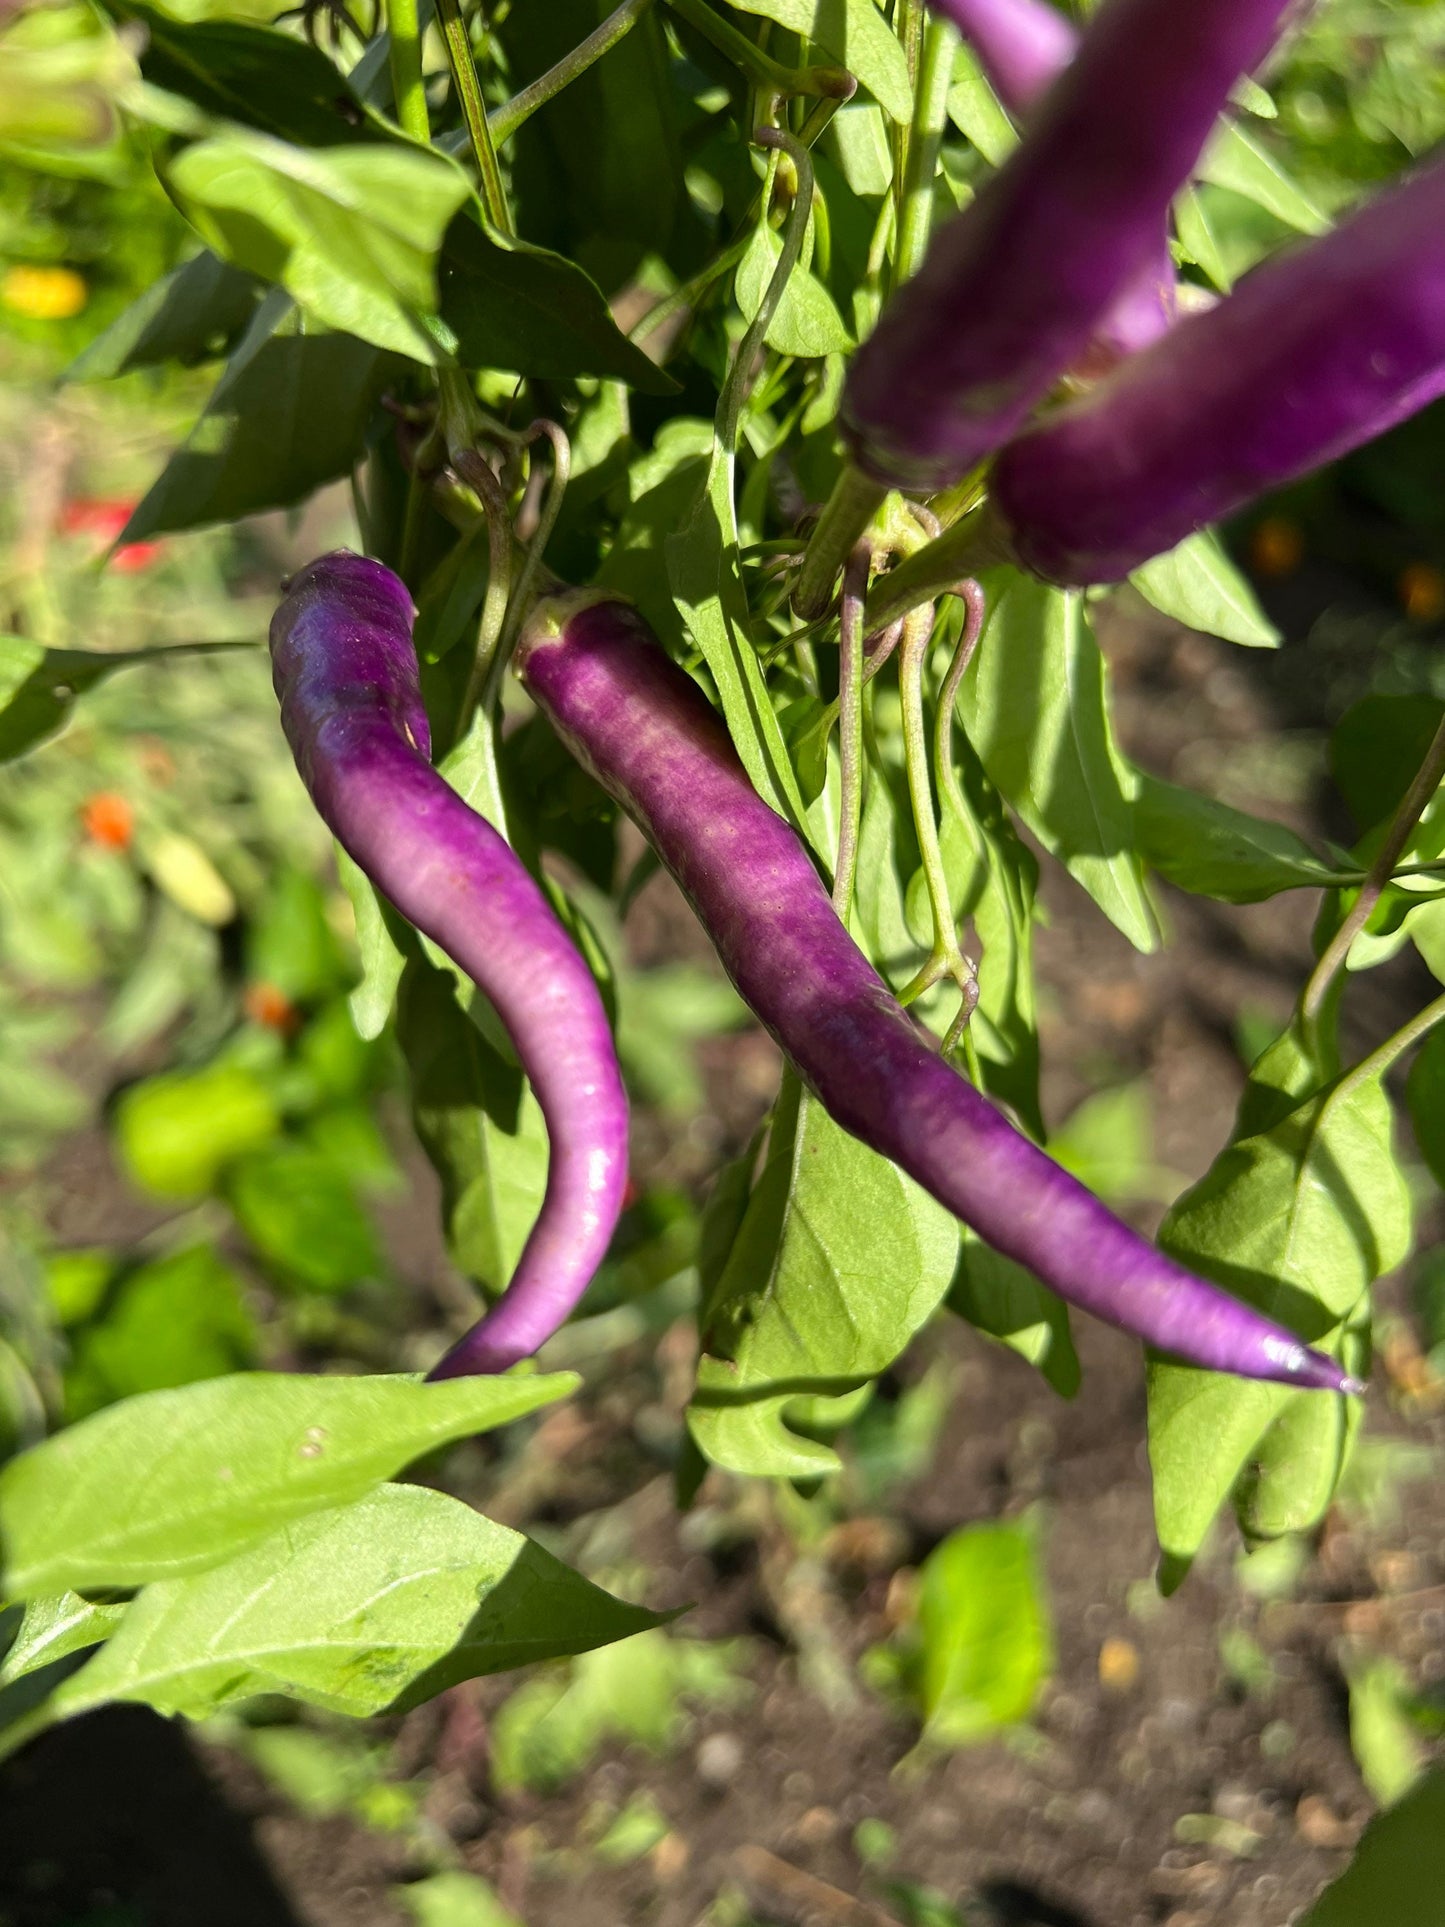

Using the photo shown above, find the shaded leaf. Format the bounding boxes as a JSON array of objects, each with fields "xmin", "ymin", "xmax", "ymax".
[
  {"xmin": 0, "ymin": 636, "xmax": 247, "ymax": 764},
  {"xmin": 1300, "ymin": 1767, "xmax": 1445, "ymax": 1925},
  {"xmin": 65, "ymin": 250, "xmax": 260, "ymax": 380},
  {"xmin": 1136, "ymin": 774, "xmax": 1345, "ymax": 904}
]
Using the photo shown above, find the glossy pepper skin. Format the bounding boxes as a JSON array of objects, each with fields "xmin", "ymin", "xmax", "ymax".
[
  {"xmin": 269, "ymin": 552, "xmax": 629, "ymax": 1377},
  {"xmin": 929, "ymin": 0, "xmax": 1177, "ymax": 366},
  {"xmin": 516, "ymin": 591, "xmax": 1352, "ymax": 1394},
  {"xmin": 842, "ymin": 0, "xmax": 1288, "ymax": 494},
  {"xmin": 991, "ymin": 153, "xmax": 1445, "ymax": 586}
]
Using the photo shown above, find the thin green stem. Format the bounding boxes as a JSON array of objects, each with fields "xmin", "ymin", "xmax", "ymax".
[
  {"xmin": 1302, "ymin": 710, "xmax": 1445, "ymax": 1026},
  {"xmin": 896, "ymin": 601, "xmax": 979, "ymax": 1048},
  {"xmin": 629, "ymin": 235, "xmax": 751, "ymax": 343},
  {"xmin": 895, "ymin": 14, "xmax": 954, "ymax": 284},
  {"xmin": 832, "ymin": 543, "xmax": 871, "ymax": 922},
  {"xmin": 932, "ymin": 579, "xmax": 987, "ymax": 851},
  {"xmin": 451, "ymin": 448, "xmax": 515, "ymax": 724},
  {"xmin": 863, "ymin": 502, "xmax": 1008, "ymax": 632},
  {"xmin": 793, "ymin": 465, "xmax": 888, "ymax": 620},
  {"xmin": 490, "ymin": 0, "xmax": 654, "ymax": 147},
  {"xmin": 664, "ymin": 0, "xmax": 853, "ymax": 99},
  {"xmin": 718, "ymin": 126, "xmax": 814, "ymax": 453},
  {"xmin": 436, "ymin": 0, "xmax": 511, "ymax": 230},
  {"xmin": 1337, "ymin": 990, "xmax": 1445, "ymax": 1104},
  {"xmin": 386, "ymin": 0, "xmax": 430, "ymax": 142}
]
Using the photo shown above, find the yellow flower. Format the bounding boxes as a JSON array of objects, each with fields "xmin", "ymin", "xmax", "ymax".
[{"xmin": 1, "ymin": 264, "xmax": 88, "ymax": 320}]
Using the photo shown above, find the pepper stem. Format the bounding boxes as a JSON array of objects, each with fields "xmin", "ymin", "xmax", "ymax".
[
  {"xmin": 831, "ymin": 543, "xmax": 871, "ymax": 924},
  {"xmin": 895, "ymin": 601, "xmax": 980, "ymax": 1059},
  {"xmin": 491, "ymin": 0, "xmax": 656, "ymax": 147},
  {"xmin": 895, "ymin": 14, "xmax": 955, "ymax": 286},
  {"xmin": 794, "ymin": 464, "xmax": 888, "ymax": 620},
  {"xmin": 863, "ymin": 500, "xmax": 1008, "ymax": 631}
]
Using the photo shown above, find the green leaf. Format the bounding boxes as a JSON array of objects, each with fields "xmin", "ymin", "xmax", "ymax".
[
  {"xmin": 1172, "ymin": 183, "xmax": 1232, "ymax": 291},
  {"xmin": 65, "ymin": 250, "xmax": 260, "ymax": 380},
  {"xmin": 1300, "ymin": 1766, "xmax": 1445, "ymax": 1925},
  {"xmin": 665, "ymin": 446, "xmax": 816, "ymax": 850},
  {"xmin": 911, "ymin": 1520, "xmax": 1052, "ymax": 1744},
  {"xmin": 0, "ymin": 1370, "xmax": 575, "ymax": 1600},
  {"xmin": 439, "ymin": 214, "xmax": 676, "ymax": 390},
  {"xmin": 61, "ymin": 1243, "xmax": 259, "ymax": 1421},
  {"xmin": 1197, "ymin": 120, "xmax": 1330, "ymax": 235},
  {"xmin": 169, "ymin": 129, "xmax": 468, "ymax": 359},
  {"xmin": 123, "ymin": 294, "xmax": 403, "ymax": 541},
  {"xmin": 118, "ymin": 3, "xmax": 378, "ymax": 147},
  {"xmin": 1235, "ymin": 1365, "xmax": 1363, "ymax": 1542},
  {"xmin": 114, "ymin": 1062, "xmax": 278, "ymax": 1199},
  {"xmin": 688, "ymin": 1074, "xmax": 959, "ymax": 1478},
  {"xmin": 947, "ymin": 1235, "xmax": 1078, "ymax": 1396},
  {"xmin": 1348, "ymin": 1656, "xmax": 1426, "ymax": 1808},
  {"xmin": 1129, "ymin": 530, "xmax": 1281, "ymax": 648},
  {"xmin": 47, "ymin": 1483, "xmax": 662, "ymax": 1722},
  {"xmin": 0, "ymin": 1593, "xmax": 125, "ymax": 1684},
  {"xmin": 0, "ymin": 637, "xmax": 246, "ymax": 765},
  {"xmin": 335, "ymin": 846, "xmax": 409, "ymax": 1041},
  {"xmin": 735, "ymin": 222, "xmax": 852, "ymax": 358},
  {"xmin": 828, "ymin": 100, "xmax": 893, "ymax": 196},
  {"xmin": 1136, "ymin": 774, "xmax": 1345, "ymax": 904},
  {"xmin": 1331, "ymin": 694, "xmax": 1445, "ymax": 838},
  {"xmin": 946, "ymin": 41, "xmax": 1017, "ymax": 167},
  {"xmin": 958, "ymin": 573, "xmax": 1158, "ymax": 951},
  {"xmin": 399, "ymin": 1872, "xmax": 522, "ymax": 1927},
  {"xmin": 725, "ymin": 0, "xmax": 912, "ymax": 121},
  {"xmin": 1147, "ymin": 1058, "xmax": 1409, "ymax": 1585},
  {"xmin": 396, "ymin": 957, "xmax": 550, "ymax": 1300},
  {"xmin": 228, "ymin": 1143, "xmax": 382, "ymax": 1293}
]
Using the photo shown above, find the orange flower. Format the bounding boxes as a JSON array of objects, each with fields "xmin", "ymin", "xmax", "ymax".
[
  {"xmin": 1399, "ymin": 563, "xmax": 1445, "ymax": 623},
  {"xmin": 1247, "ymin": 515, "xmax": 1304, "ymax": 579}
]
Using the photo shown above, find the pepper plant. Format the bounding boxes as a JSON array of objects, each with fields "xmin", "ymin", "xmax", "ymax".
[{"xmin": 1, "ymin": 0, "xmax": 1444, "ymax": 1869}]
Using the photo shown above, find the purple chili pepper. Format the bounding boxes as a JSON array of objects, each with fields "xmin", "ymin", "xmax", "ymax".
[
  {"xmin": 515, "ymin": 590, "xmax": 1354, "ymax": 1394},
  {"xmin": 991, "ymin": 152, "xmax": 1445, "ymax": 585},
  {"xmin": 843, "ymin": 0, "xmax": 1289, "ymax": 493},
  {"xmin": 269, "ymin": 551, "xmax": 629, "ymax": 1377}
]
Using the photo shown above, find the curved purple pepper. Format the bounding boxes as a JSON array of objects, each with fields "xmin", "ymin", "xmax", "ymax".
[
  {"xmin": 843, "ymin": 0, "xmax": 1289, "ymax": 493},
  {"xmin": 991, "ymin": 152, "xmax": 1445, "ymax": 586},
  {"xmin": 516, "ymin": 590, "xmax": 1353, "ymax": 1394},
  {"xmin": 269, "ymin": 551, "xmax": 629, "ymax": 1377},
  {"xmin": 929, "ymin": 0, "xmax": 1177, "ymax": 367}
]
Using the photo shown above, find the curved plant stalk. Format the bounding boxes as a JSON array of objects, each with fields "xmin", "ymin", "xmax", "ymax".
[
  {"xmin": 862, "ymin": 500, "xmax": 1007, "ymax": 631},
  {"xmin": 1302, "ymin": 710, "xmax": 1445, "ymax": 1029},
  {"xmin": 385, "ymin": 0, "xmax": 429, "ymax": 142},
  {"xmin": 832, "ymin": 543, "xmax": 872, "ymax": 922},
  {"xmin": 717, "ymin": 126, "xmax": 816, "ymax": 452},
  {"xmin": 437, "ymin": 0, "xmax": 511, "ymax": 229},
  {"xmin": 490, "ymin": 0, "xmax": 656, "ymax": 147},
  {"xmin": 895, "ymin": 601, "xmax": 980, "ymax": 1061}
]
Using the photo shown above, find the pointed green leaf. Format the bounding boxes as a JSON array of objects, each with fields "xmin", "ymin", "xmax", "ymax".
[
  {"xmin": 48, "ymin": 1483, "xmax": 662, "ymax": 1722},
  {"xmin": 0, "ymin": 1370, "xmax": 574, "ymax": 1600},
  {"xmin": 735, "ymin": 222, "xmax": 852, "ymax": 357},
  {"xmin": 689, "ymin": 1075, "xmax": 959, "ymax": 1477},
  {"xmin": 1136, "ymin": 775, "xmax": 1345, "ymax": 903},
  {"xmin": 1130, "ymin": 529, "xmax": 1281, "ymax": 648},
  {"xmin": 0, "ymin": 1593, "xmax": 125, "ymax": 1684},
  {"xmin": 1198, "ymin": 120, "xmax": 1330, "ymax": 235},
  {"xmin": 65, "ymin": 250, "xmax": 260, "ymax": 380}
]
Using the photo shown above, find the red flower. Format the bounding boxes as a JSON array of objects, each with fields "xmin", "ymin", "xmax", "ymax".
[
  {"xmin": 59, "ymin": 497, "xmax": 164, "ymax": 573},
  {"xmin": 80, "ymin": 792, "xmax": 134, "ymax": 850}
]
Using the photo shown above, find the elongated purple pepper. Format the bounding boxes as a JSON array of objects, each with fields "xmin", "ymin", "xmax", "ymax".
[
  {"xmin": 991, "ymin": 153, "xmax": 1445, "ymax": 586},
  {"xmin": 843, "ymin": 0, "xmax": 1288, "ymax": 493},
  {"xmin": 269, "ymin": 552, "xmax": 629, "ymax": 1377},
  {"xmin": 929, "ymin": 0, "xmax": 1177, "ymax": 366},
  {"xmin": 516, "ymin": 591, "xmax": 1352, "ymax": 1393}
]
